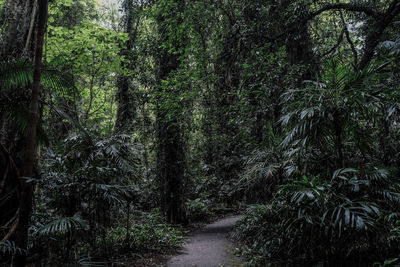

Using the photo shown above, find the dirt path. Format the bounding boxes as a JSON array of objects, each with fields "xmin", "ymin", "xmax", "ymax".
[{"xmin": 166, "ymin": 215, "xmax": 243, "ymax": 267}]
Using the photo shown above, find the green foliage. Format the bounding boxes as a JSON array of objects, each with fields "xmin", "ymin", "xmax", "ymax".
[
  {"xmin": 106, "ymin": 211, "xmax": 183, "ymax": 254},
  {"xmin": 0, "ymin": 241, "xmax": 26, "ymax": 256},
  {"xmin": 0, "ymin": 59, "xmax": 75, "ymax": 93},
  {"xmin": 30, "ymin": 132, "xmax": 140, "ymax": 263},
  {"xmin": 186, "ymin": 199, "xmax": 212, "ymax": 222},
  {"xmin": 234, "ymin": 169, "xmax": 400, "ymax": 266},
  {"xmin": 238, "ymin": 147, "xmax": 295, "ymax": 201},
  {"xmin": 280, "ymin": 60, "xmax": 400, "ymax": 174},
  {"xmin": 374, "ymin": 258, "xmax": 400, "ymax": 267},
  {"xmin": 36, "ymin": 216, "xmax": 87, "ymax": 236},
  {"xmin": 46, "ymin": 3, "xmax": 128, "ymax": 129},
  {"xmin": 40, "ymin": 132, "xmax": 140, "ymax": 207},
  {"xmin": 2, "ymin": 0, "xmax": 400, "ymax": 265},
  {"xmin": 0, "ymin": 59, "xmax": 76, "ymax": 142}
]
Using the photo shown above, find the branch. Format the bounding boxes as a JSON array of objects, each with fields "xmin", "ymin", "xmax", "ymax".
[
  {"xmin": 321, "ymin": 28, "xmax": 345, "ymax": 58},
  {"xmin": 0, "ymin": 144, "xmax": 23, "ymax": 186},
  {"xmin": 283, "ymin": 3, "xmax": 379, "ymax": 38},
  {"xmin": 1, "ymin": 215, "xmax": 19, "ymax": 242},
  {"xmin": 358, "ymin": 3, "xmax": 400, "ymax": 70},
  {"xmin": 304, "ymin": 0, "xmax": 400, "ymax": 71},
  {"xmin": 3, "ymin": 208, "xmax": 19, "ymax": 229},
  {"xmin": 339, "ymin": 11, "xmax": 358, "ymax": 70},
  {"xmin": 307, "ymin": 3, "xmax": 379, "ymax": 21},
  {"xmin": 0, "ymin": 164, "xmax": 9, "ymax": 195}
]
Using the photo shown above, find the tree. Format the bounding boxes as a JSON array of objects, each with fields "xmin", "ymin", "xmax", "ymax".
[
  {"xmin": 1, "ymin": 0, "xmax": 399, "ymax": 265},
  {"xmin": 14, "ymin": 1, "xmax": 48, "ymax": 266},
  {"xmin": 155, "ymin": 0, "xmax": 188, "ymax": 224},
  {"xmin": 115, "ymin": 0, "xmax": 144, "ymax": 133}
]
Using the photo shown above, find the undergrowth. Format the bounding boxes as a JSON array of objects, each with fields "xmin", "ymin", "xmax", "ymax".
[
  {"xmin": 233, "ymin": 168, "xmax": 400, "ymax": 267},
  {"xmin": 106, "ymin": 210, "xmax": 184, "ymax": 256}
]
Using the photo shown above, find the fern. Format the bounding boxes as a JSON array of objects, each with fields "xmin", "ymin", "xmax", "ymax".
[
  {"xmin": 0, "ymin": 59, "xmax": 75, "ymax": 93},
  {"xmin": 0, "ymin": 59, "xmax": 77, "ymax": 142},
  {"xmin": 0, "ymin": 240, "xmax": 26, "ymax": 255},
  {"xmin": 0, "ymin": 59, "xmax": 32, "ymax": 91},
  {"xmin": 37, "ymin": 216, "xmax": 87, "ymax": 236}
]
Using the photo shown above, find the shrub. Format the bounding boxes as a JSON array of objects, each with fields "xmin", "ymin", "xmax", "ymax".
[
  {"xmin": 186, "ymin": 199, "xmax": 212, "ymax": 222},
  {"xmin": 233, "ymin": 168, "xmax": 400, "ymax": 266},
  {"xmin": 106, "ymin": 211, "xmax": 183, "ymax": 255}
]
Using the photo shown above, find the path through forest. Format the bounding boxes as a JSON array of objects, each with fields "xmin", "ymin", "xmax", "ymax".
[{"xmin": 166, "ymin": 215, "xmax": 243, "ymax": 267}]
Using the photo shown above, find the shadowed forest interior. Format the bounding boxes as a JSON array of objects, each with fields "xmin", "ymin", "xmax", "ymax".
[{"xmin": 0, "ymin": 0, "xmax": 400, "ymax": 266}]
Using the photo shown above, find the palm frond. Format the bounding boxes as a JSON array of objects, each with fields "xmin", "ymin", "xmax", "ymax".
[
  {"xmin": 0, "ymin": 59, "xmax": 32, "ymax": 91},
  {"xmin": 0, "ymin": 240, "xmax": 26, "ymax": 255},
  {"xmin": 0, "ymin": 59, "xmax": 76, "ymax": 94},
  {"xmin": 37, "ymin": 216, "xmax": 87, "ymax": 236},
  {"xmin": 322, "ymin": 199, "xmax": 380, "ymax": 237}
]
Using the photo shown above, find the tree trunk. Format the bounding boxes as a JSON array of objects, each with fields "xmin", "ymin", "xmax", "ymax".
[
  {"xmin": 2, "ymin": 0, "xmax": 23, "ymax": 58},
  {"xmin": 115, "ymin": 1, "xmax": 141, "ymax": 134},
  {"xmin": 214, "ymin": 25, "xmax": 241, "ymax": 183},
  {"xmin": 15, "ymin": 1, "xmax": 48, "ymax": 266},
  {"xmin": 155, "ymin": 0, "xmax": 187, "ymax": 224},
  {"xmin": 333, "ymin": 113, "xmax": 345, "ymax": 169},
  {"xmin": 24, "ymin": 0, "xmax": 38, "ymax": 56}
]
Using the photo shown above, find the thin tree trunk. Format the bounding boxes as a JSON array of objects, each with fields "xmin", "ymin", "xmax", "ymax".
[
  {"xmin": 125, "ymin": 200, "xmax": 130, "ymax": 244},
  {"xmin": 15, "ymin": 1, "xmax": 48, "ymax": 266},
  {"xmin": 21, "ymin": 0, "xmax": 31, "ymax": 42},
  {"xmin": 333, "ymin": 113, "xmax": 345, "ymax": 169},
  {"xmin": 24, "ymin": 0, "xmax": 38, "ymax": 55}
]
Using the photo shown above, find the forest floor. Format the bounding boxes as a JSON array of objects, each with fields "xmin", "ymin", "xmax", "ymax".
[{"xmin": 165, "ymin": 215, "xmax": 244, "ymax": 267}]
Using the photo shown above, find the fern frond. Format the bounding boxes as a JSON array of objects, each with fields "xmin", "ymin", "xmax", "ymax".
[
  {"xmin": 0, "ymin": 240, "xmax": 26, "ymax": 255},
  {"xmin": 37, "ymin": 216, "xmax": 87, "ymax": 236},
  {"xmin": 0, "ymin": 59, "xmax": 33, "ymax": 91},
  {"xmin": 0, "ymin": 59, "xmax": 77, "ymax": 96}
]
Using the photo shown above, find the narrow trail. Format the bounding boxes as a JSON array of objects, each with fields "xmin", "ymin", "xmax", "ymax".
[{"xmin": 166, "ymin": 215, "xmax": 243, "ymax": 267}]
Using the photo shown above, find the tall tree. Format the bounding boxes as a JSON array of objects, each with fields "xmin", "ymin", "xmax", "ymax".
[
  {"xmin": 115, "ymin": 0, "xmax": 143, "ymax": 133},
  {"xmin": 155, "ymin": 0, "xmax": 188, "ymax": 224},
  {"xmin": 214, "ymin": 6, "xmax": 242, "ymax": 183},
  {"xmin": 15, "ymin": 0, "xmax": 48, "ymax": 265}
]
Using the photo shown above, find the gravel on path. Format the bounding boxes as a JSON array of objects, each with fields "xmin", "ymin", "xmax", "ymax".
[{"xmin": 166, "ymin": 215, "xmax": 243, "ymax": 267}]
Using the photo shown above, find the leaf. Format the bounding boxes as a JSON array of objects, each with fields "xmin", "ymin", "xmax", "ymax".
[{"xmin": 37, "ymin": 216, "xmax": 87, "ymax": 236}]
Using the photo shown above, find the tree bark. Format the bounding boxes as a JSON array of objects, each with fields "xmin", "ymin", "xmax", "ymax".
[
  {"xmin": 155, "ymin": 0, "xmax": 187, "ymax": 224},
  {"xmin": 115, "ymin": 1, "xmax": 141, "ymax": 134},
  {"xmin": 2, "ymin": 0, "xmax": 23, "ymax": 58},
  {"xmin": 15, "ymin": 0, "xmax": 48, "ymax": 266},
  {"xmin": 24, "ymin": 0, "xmax": 38, "ymax": 55},
  {"xmin": 358, "ymin": 3, "xmax": 400, "ymax": 70},
  {"xmin": 213, "ymin": 14, "xmax": 241, "ymax": 183}
]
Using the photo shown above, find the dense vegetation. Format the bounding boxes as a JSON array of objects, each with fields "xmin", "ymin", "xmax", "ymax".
[{"xmin": 0, "ymin": 0, "xmax": 399, "ymax": 266}]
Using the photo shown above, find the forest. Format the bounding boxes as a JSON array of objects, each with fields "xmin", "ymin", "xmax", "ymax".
[{"xmin": 0, "ymin": 0, "xmax": 400, "ymax": 266}]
